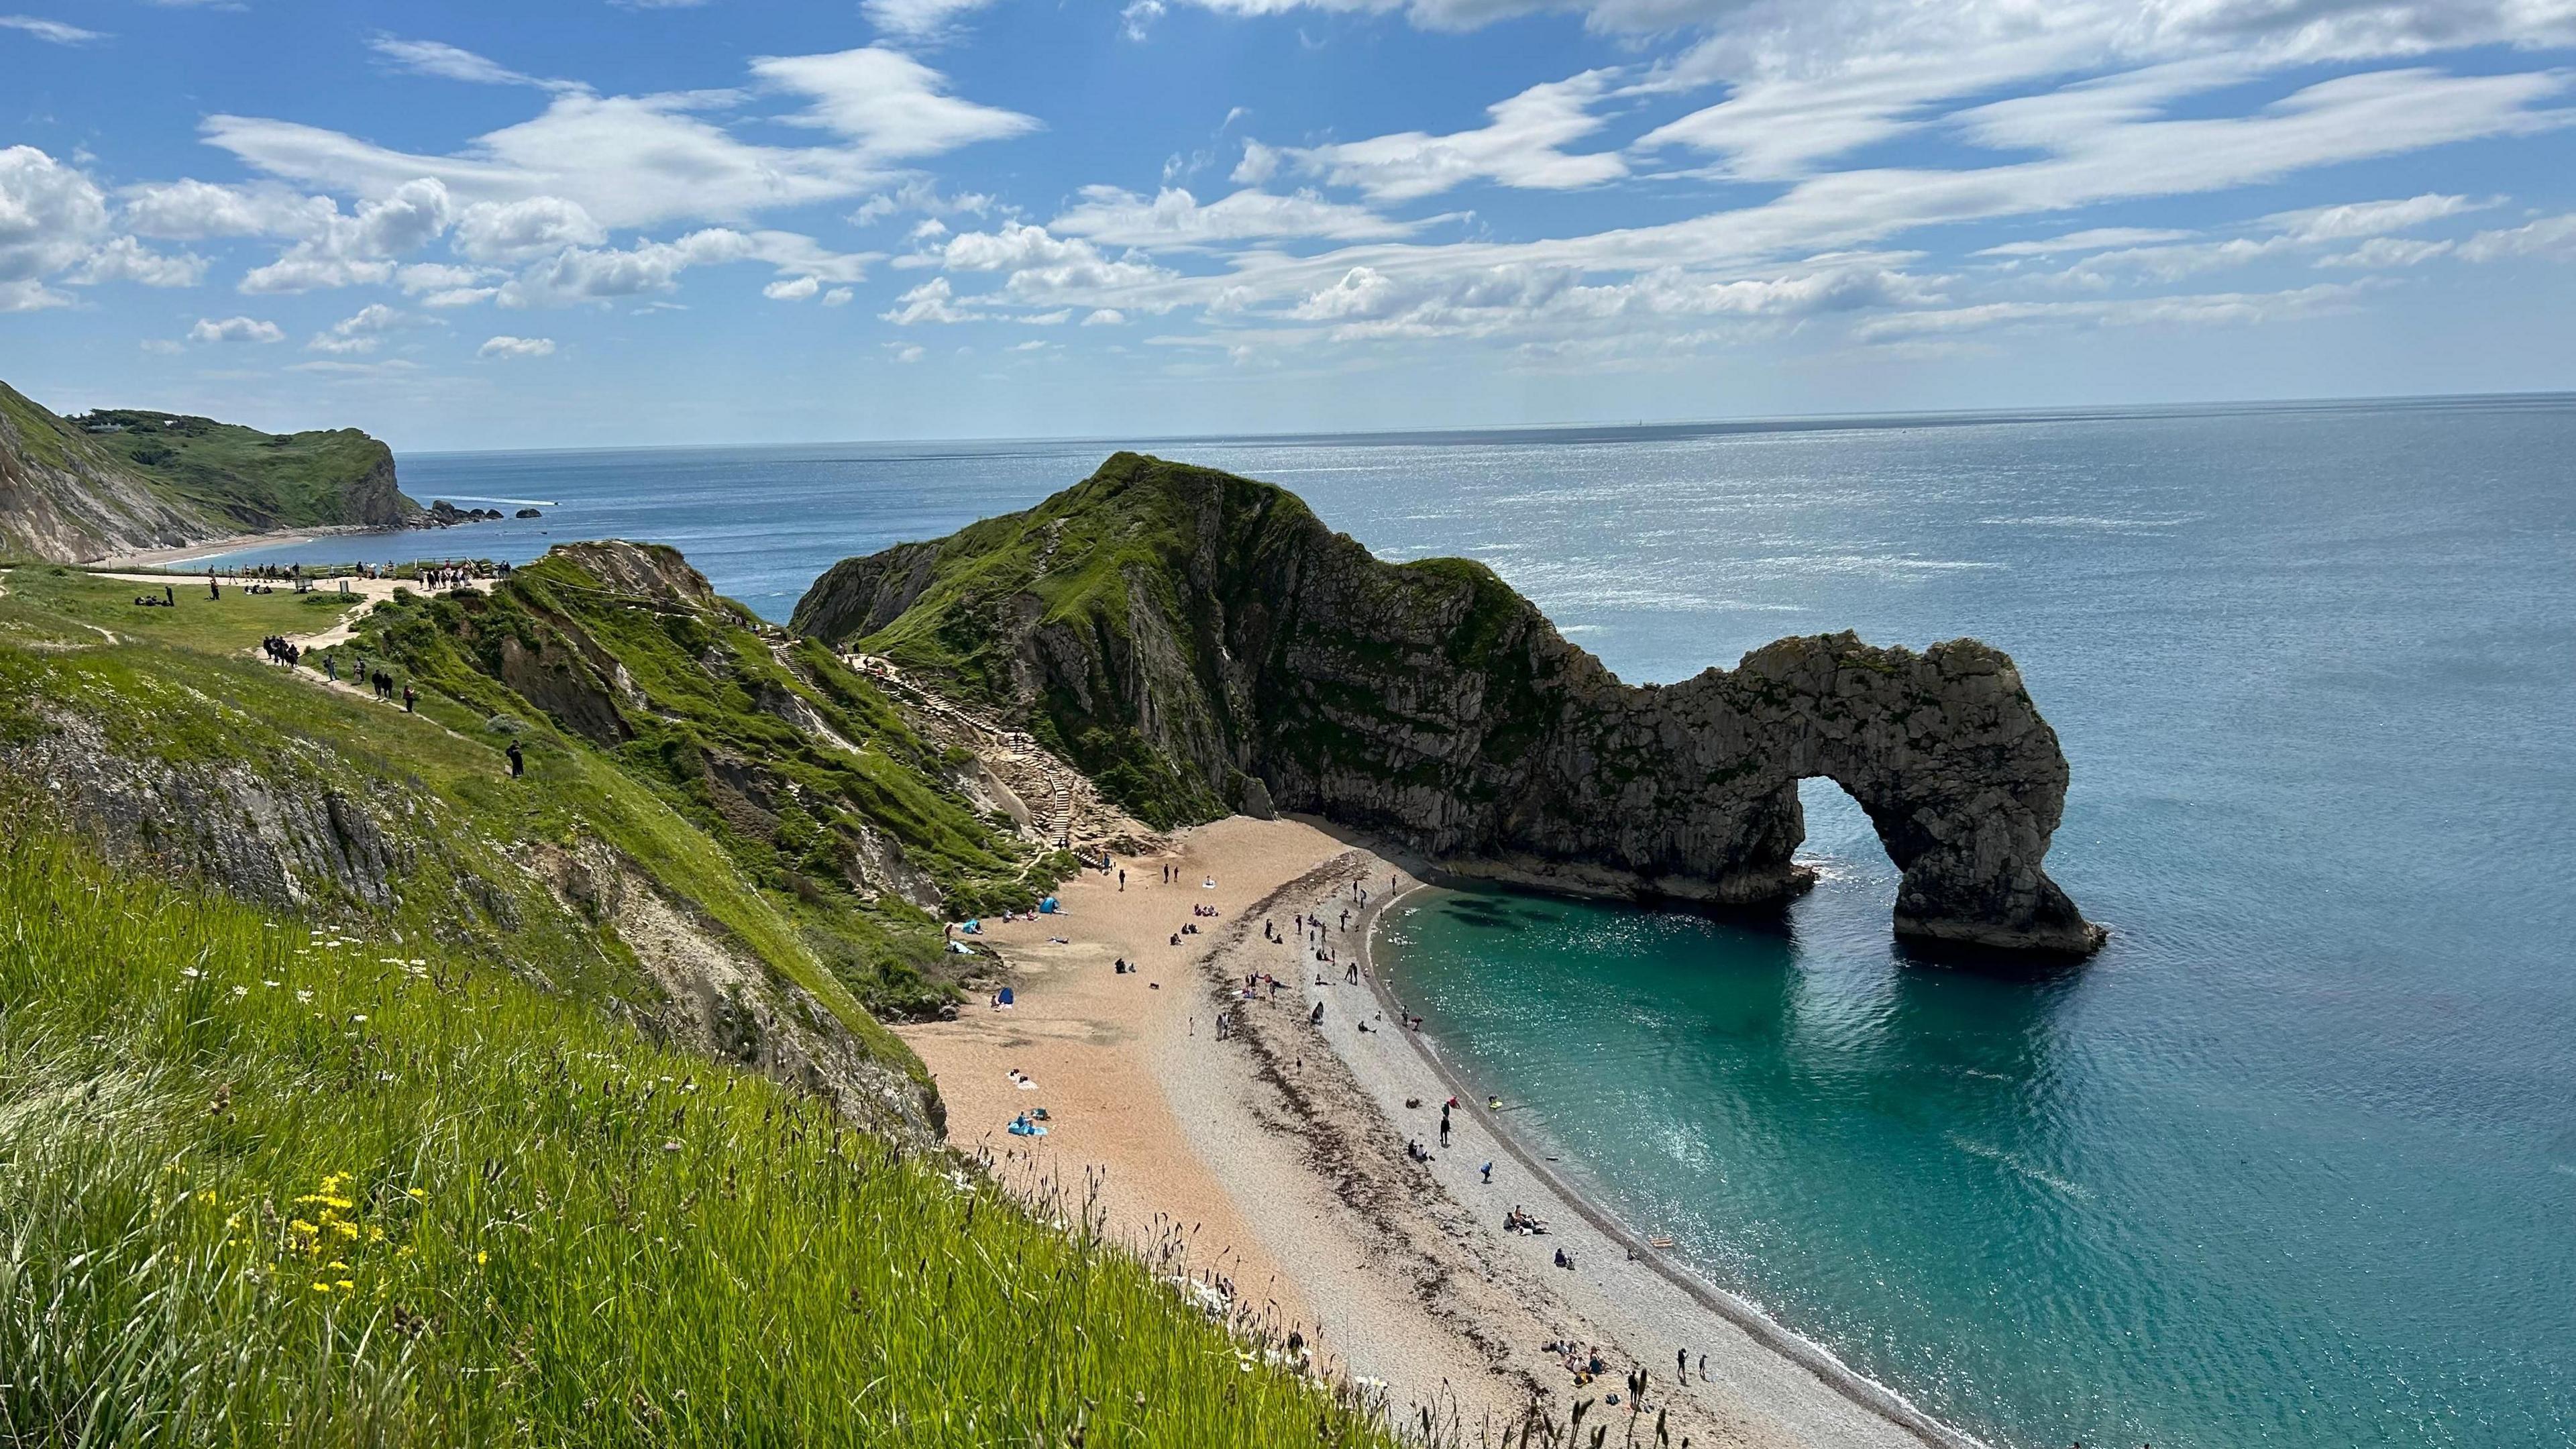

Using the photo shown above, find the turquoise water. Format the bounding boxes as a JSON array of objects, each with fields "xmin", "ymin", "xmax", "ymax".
[{"xmin": 208, "ymin": 398, "xmax": 2576, "ymax": 1446}]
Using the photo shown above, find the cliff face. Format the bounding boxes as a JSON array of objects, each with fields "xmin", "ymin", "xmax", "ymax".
[
  {"xmin": 798, "ymin": 452, "xmax": 2104, "ymax": 958},
  {"xmin": 0, "ymin": 380, "xmax": 417, "ymax": 560},
  {"xmin": 0, "ymin": 381, "xmax": 215, "ymax": 561}
]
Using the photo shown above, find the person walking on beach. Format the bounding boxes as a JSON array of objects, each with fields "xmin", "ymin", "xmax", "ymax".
[
  {"xmin": 506, "ymin": 740, "xmax": 525, "ymax": 778},
  {"xmin": 1118, "ymin": 868, "xmax": 1126, "ymax": 891},
  {"xmin": 1677, "ymin": 1348, "xmax": 1688, "ymax": 1384}
]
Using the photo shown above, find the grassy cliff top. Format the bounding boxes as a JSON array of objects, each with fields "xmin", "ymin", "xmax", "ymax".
[{"xmin": 75, "ymin": 407, "xmax": 411, "ymax": 529}]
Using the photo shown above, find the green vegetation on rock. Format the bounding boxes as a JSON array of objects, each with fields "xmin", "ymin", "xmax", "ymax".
[
  {"xmin": 798, "ymin": 452, "xmax": 2103, "ymax": 956},
  {"xmin": 79, "ymin": 408, "xmax": 414, "ymax": 531}
]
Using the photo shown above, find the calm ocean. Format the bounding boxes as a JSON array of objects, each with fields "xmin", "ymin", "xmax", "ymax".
[{"xmin": 208, "ymin": 397, "xmax": 2576, "ymax": 1448}]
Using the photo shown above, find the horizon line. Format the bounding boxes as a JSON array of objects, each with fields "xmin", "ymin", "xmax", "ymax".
[{"xmin": 400, "ymin": 387, "xmax": 2576, "ymax": 459}]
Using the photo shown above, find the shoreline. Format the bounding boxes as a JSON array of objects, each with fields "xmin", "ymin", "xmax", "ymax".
[
  {"xmin": 914, "ymin": 814, "xmax": 1976, "ymax": 1448},
  {"xmin": 93, "ymin": 517, "xmax": 511, "ymax": 571},
  {"xmin": 1353, "ymin": 875, "xmax": 1984, "ymax": 1449}
]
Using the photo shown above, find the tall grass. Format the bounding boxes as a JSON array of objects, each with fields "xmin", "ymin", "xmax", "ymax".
[{"xmin": 0, "ymin": 825, "xmax": 1402, "ymax": 1448}]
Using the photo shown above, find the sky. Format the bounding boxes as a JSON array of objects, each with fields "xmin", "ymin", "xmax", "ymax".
[{"xmin": 3, "ymin": 0, "xmax": 2574, "ymax": 449}]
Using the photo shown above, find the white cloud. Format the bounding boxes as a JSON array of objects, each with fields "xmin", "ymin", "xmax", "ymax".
[
  {"xmin": 822, "ymin": 286, "xmax": 855, "ymax": 306},
  {"xmin": 885, "ymin": 341, "xmax": 925, "ymax": 362},
  {"xmin": 119, "ymin": 179, "xmax": 329, "ymax": 240},
  {"xmin": 139, "ymin": 337, "xmax": 184, "ymax": 354},
  {"xmin": 763, "ymin": 274, "xmax": 821, "ymax": 300},
  {"xmin": 882, "ymin": 276, "xmax": 976, "ymax": 324},
  {"xmin": 490, "ymin": 227, "xmax": 870, "ymax": 307},
  {"xmin": 368, "ymin": 36, "xmax": 582, "ymax": 93},
  {"xmin": 0, "ymin": 15, "xmax": 105, "ymax": 43},
  {"xmin": 69, "ymin": 235, "xmax": 207, "ymax": 287},
  {"xmin": 478, "ymin": 334, "xmax": 555, "ymax": 358},
  {"xmin": 1268, "ymin": 70, "xmax": 1626, "ymax": 203},
  {"xmin": 239, "ymin": 178, "xmax": 458, "ymax": 293},
  {"xmin": 0, "ymin": 146, "xmax": 110, "ymax": 293},
  {"xmin": 453, "ymin": 196, "xmax": 606, "ymax": 261},
  {"xmin": 2458, "ymin": 212, "xmax": 2576, "ymax": 262},
  {"xmin": 848, "ymin": 176, "xmax": 992, "ymax": 227},
  {"xmin": 2043, "ymin": 193, "xmax": 2491, "ymax": 282},
  {"xmin": 861, "ymin": 0, "xmax": 996, "ymax": 39},
  {"xmin": 1232, "ymin": 140, "xmax": 1281, "ymax": 186},
  {"xmin": 1121, "ymin": 0, "xmax": 1165, "ymax": 40},
  {"xmin": 1083, "ymin": 307, "xmax": 1126, "ymax": 325},
  {"xmin": 1977, "ymin": 227, "xmax": 2195, "ymax": 258},
  {"xmin": 749, "ymin": 48, "xmax": 1040, "ymax": 159},
  {"xmin": 307, "ymin": 302, "xmax": 430, "ymax": 354},
  {"xmin": 1281, "ymin": 256, "xmax": 1937, "ymax": 339},
  {"xmin": 2261, "ymin": 193, "xmax": 2485, "ymax": 243},
  {"xmin": 1052, "ymin": 186, "xmax": 1423, "ymax": 246},
  {"xmin": 205, "ymin": 49, "xmax": 1030, "ymax": 232},
  {"xmin": 2315, "ymin": 236, "xmax": 2454, "ymax": 268},
  {"xmin": 189, "ymin": 315, "xmax": 285, "ymax": 343},
  {"xmin": 396, "ymin": 261, "xmax": 494, "ymax": 292},
  {"xmin": 1857, "ymin": 282, "xmax": 2369, "ymax": 340}
]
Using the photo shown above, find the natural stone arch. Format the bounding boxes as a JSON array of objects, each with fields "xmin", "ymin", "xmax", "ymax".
[{"xmin": 799, "ymin": 454, "xmax": 2104, "ymax": 959}]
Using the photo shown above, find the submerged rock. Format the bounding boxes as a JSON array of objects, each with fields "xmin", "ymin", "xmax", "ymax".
[{"xmin": 800, "ymin": 452, "xmax": 2106, "ymax": 959}]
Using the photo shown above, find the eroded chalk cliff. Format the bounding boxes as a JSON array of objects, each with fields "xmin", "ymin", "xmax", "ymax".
[{"xmin": 797, "ymin": 453, "xmax": 2105, "ymax": 957}]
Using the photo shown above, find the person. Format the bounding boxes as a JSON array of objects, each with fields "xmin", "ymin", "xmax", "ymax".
[
  {"xmin": 325, "ymin": 653, "xmax": 337, "ymax": 683},
  {"xmin": 1677, "ymin": 1348, "xmax": 1689, "ymax": 1384},
  {"xmin": 401, "ymin": 684, "xmax": 416, "ymax": 713},
  {"xmin": 506, "ymin": 739, "xmax": 525, "ymax": 778},
  {"xmin": 207, "ymin": 571, "xmax": 219, "ymax": 600},
  {"xmin": 1345, "ymin": 961, "xmax": 1358, "ymax": 984},
  {"xmin": 1308, "ymin": 1000, "xmax": 1324, "ymax": 1025},
  {"xmin": 1481, "ymin": 1161, "xmax": 1494, "ymax": 1184},
  {"xmin": 162, "ymin": 584, "xmax": 172, "ymax": 606},
  {"xmin": 1439, "ymin": 1118, "xmax": 1451, "ymax": 1148},
  {"xmin": 1118, "ymin": 868, "xmax": 1125, "ymax": 891},
  {"xmin": 1554, "ymin": 1247, "xmax": 1572, "ymax": 1269}
]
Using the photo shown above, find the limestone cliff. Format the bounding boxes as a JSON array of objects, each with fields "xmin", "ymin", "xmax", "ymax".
[
  {"xmin": 797, "ymin": 452, "xmax": 2104, "ymax": 958},
  {"xmin": 0, "ymin": 378, "xmax": 418, "ymax": 560}
]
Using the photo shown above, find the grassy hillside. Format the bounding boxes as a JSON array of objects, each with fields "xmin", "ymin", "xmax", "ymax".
[
  {"xmin": 344, "ymin": 543, "xmax": 1063, "ymax": 1018},
  {"xmin": 0, "ymin": 553, "xmax": 1399, "ymax": 1443},
  {"xmin": 0, "ymin": 820, "xmax": 1400, "ymax": 1447},
  {"xmin": 78, "ymin": 409, "xmax": 414, "ymax": 530},
  {"xmin": 798, "ymin": 453, "xmax": 1544, "ymax": 832},
  {"xmin": 0, "ymin": 551, "xmax": 1065, "ymax": 1134}
]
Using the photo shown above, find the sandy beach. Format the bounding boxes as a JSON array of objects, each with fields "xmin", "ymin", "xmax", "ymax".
[
  {"xmin": 902, "ymin": 814, "xmax": 1974, "ymax": 1448},
  {"xmin": 91, "ymin": 523, "xmax": 407, "ymax": 570}
]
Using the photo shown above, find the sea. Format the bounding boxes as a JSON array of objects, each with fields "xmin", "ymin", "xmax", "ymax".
[{"xmin": 203, "ymin": 396, "xmax": 2576, "ymax": 1449}]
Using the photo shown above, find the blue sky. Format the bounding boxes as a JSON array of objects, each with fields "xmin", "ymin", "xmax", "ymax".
[{"xmin": 3, "ymin": 0, "xmax": 2573, "ymax": 448}]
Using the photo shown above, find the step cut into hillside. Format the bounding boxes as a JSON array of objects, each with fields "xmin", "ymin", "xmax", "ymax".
[
  {"xmin": 796, "ymin": 452, "xmax": 2106, "ymax": 957},
  {"xmin": 0, "ymin": 378, "xmax": 417, "ymax": 561}
]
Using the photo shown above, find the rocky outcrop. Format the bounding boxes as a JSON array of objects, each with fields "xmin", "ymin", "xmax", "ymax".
[{"xmin": 799, "ymin": 453, "xmax": 2105, "ymax": 958}]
